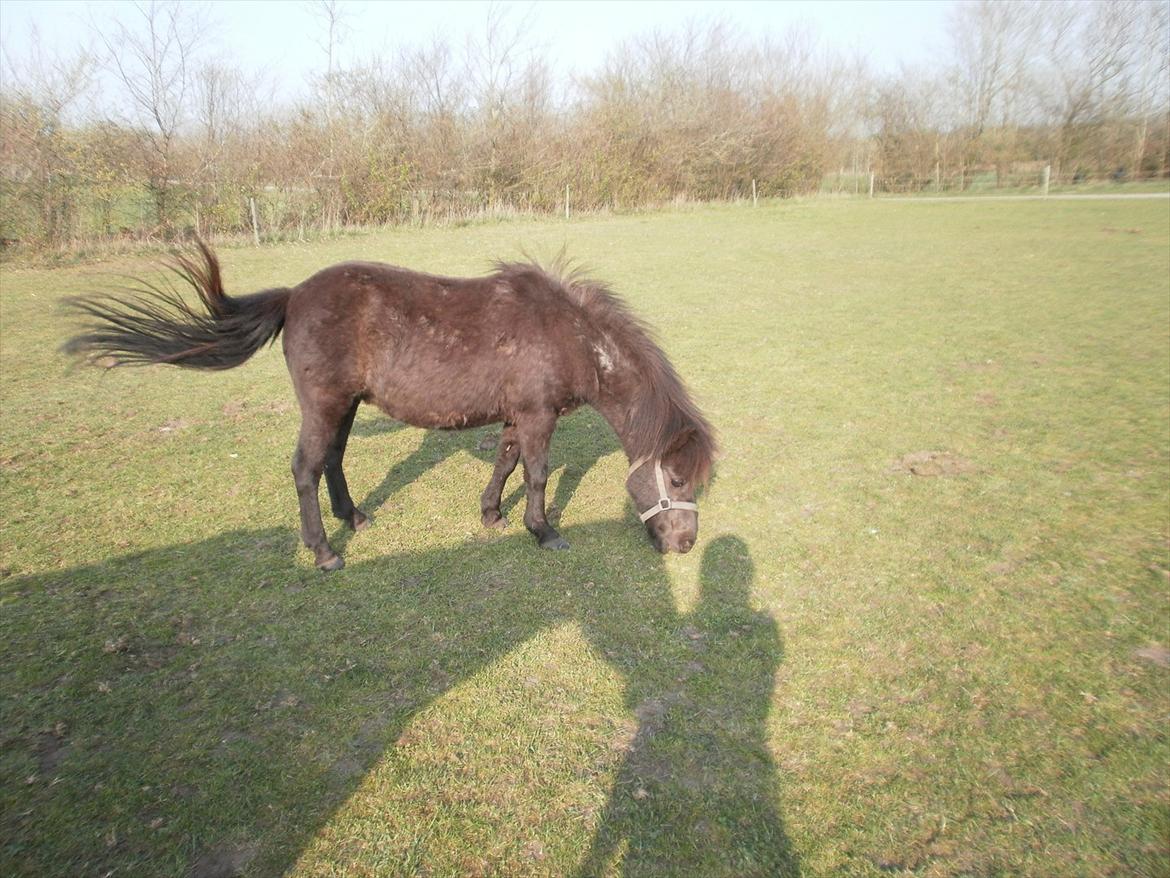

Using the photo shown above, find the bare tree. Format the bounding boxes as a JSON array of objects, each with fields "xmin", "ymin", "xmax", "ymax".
[
  {"xmin": 307, "ymin": 0, "xmax": 349, "ymax": 164},
  {"xmin": 463, "ymin": 3, "xmax": 539, "ymax": 199},
  {"xmin": 0, "ymin": 26, "xmax": 94, "ymax": 242},
  {"xmin": 304, "ymin": 0, "xmax": 352, "ymax": 227},
  {"xmin": 868, "ymin": 66, "xmax": 950, "ymax": 190},
  {"xmin": 945, "ymin": 0, "xmax": 1039, "ymax": 184},
  {"xmin": 95, "ymin": 0, "xmax": 208, "ymax": 230},
  {"xmin": 1037, "ymin": 0, "xmax": 1142, "ymax": 176},
  {"xmin": 465, "ymin": 3, "xmax": 537, "ymax": 114},
  {"xmin": 194, "ymin": 63, "xmax": 243, "ymax": 177},
  {"xmin": 1124, "ymin": 0, "xmax": 1170, "ymax": 177}
]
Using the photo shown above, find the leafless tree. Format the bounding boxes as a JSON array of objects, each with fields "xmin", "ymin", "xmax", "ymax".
[
  {"xmin": 306, "ymin": 0, "xmax": 349, "ymax": 169},
  {"xmin": 194, "ymin": 64, "xmax": 243, "ymax": 176},
  {"xmin": 945, "ymin": 0, "xmax": 1040, "ymax": 185},
  {"xmin": 1036, "ymin": 0, "xmax": 1144, "ymax": 175},
  {"xmin": 1123, "ymin": 0, "xmax": 1170, "ymax": 176},
  {"xmin": 947, "ymin": 1, "xmax": 1036, "ymax": 135},
  {"xmin": 465, "ymin": 3, "xmax": 534, "ymax": 116},
  {"xmin": 94, "ymin": 0, "xmax": 208, "ymax": 229},
  {"xmin": 0, "ymin": 26, "xmax": 94, "ymax": 241}
]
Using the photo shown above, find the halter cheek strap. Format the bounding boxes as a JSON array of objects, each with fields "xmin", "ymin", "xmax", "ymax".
[{"xmin": 628, "ymin": 457, "xmax": 699, "ymax": 522}]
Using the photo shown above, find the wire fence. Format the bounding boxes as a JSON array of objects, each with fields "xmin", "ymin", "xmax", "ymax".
[
  {"xmin": 0, "ymin": 180, "xmax": 548, "ymax": 247},
  {"xmin": 820, "ymin": 165, "xmax": 1168, "ymax": 197},
  {"xmin": 2, "ymin": 164, "xmax": 1166, "ymax": 257}
]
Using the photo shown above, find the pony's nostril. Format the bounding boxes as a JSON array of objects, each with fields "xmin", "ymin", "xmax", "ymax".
[{"xmin": 679, "ymin": 538, "xmax": 694, "ymax": 553}]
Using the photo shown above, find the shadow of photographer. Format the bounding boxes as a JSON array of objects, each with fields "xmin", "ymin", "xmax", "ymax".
[
  {"xmin": 576, "ymin": 535, "xmax": 799, "ymax": 877},
  {"xmin": 5, "ymin": 502, "xmax": 795, "ymax": 877}
]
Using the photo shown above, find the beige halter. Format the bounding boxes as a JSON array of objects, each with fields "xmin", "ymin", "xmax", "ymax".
[{"xmin": 628, "ymin": 457, "xmax": 699, "ymax": 522}]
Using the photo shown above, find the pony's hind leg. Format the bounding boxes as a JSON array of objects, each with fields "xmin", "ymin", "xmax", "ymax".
[
  {"xmin": 324, "ymin": 399, "xmax": 368, "ymax": 531},
  {"xmin": 480, "ymin": 424, "xmax": 519, "ymax": 529},
  {"xmin": 516, "ymin": 413, "xmax": 569, "ymax": 550},
  {"xmin": 292, "ymin": 401, "xmax": 353, "ymax": 571}
]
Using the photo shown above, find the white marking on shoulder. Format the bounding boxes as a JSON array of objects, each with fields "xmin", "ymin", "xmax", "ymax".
[{"xmin": 593, "ymin": 344, "xmax": 614, "ymax": 372}]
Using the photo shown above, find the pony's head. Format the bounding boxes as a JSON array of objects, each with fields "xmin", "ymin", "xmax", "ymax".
[
  {"xmin": 536, "ymin": 257, "xmax": 716, "ymax": 553},
  {"xmin": 625, "ymin": 427, "xmax": 713, "ymax": 554}
]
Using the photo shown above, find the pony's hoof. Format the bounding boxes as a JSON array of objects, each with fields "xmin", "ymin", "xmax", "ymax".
[
  {"xmin": 540, "ymin": 534, "xmax": 570, "ymax": 550},
  {"xmin": 351, "ymin": 510, "xmax": 370, "ymax": 531},
  {"xmin": 317, "ymin": 553, "xmax": 345, "ymax": 572},
  {"xmin": 482, "ymin": 510, "xmax": 508, "ymax": 529}
]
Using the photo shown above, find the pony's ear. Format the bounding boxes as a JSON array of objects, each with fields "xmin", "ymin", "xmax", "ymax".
[
  {"xmin": 665, "ymin": 427, "xmax": 696, "ymax": 457},
  {"xmin": 664, "ymin": 426, "xmax": 715, "ymax": 486}
]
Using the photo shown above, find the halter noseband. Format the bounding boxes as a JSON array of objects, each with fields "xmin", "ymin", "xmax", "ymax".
[{"xmin": 628, "ymin": 457, "xmax": 699, "ymax": 522}]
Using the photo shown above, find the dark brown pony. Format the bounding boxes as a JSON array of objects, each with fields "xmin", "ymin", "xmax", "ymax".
[{"xmin": 64, "ymin": 243, "xmax": 716, "ymax": 569}]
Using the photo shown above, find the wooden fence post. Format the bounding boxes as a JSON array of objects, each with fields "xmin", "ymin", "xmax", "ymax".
[
  {"xmin": 565, "ymin": 185, "xmax": 570, "ymax": 220},
  {"xmin": 752, "ymin": 179, "xmax": 758, "ymax": 206},
  {"xmin": 1042, "ymin": 165, "xmax": 1051, "ymax": 197},
  {"xmin": 249, "ymin": 197, "xmax": 260, "ymax": 247},
  {"xmin": 869, "ymin": 172, "xmax": 875, "ymax": 198}
]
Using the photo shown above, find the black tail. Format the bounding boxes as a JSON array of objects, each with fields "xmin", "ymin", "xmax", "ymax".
[{"xmin": 62, "ymin": 240, "xmax": 290, "ymax": 370}]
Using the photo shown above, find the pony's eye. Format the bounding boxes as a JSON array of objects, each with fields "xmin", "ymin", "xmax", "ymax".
[{"xmin": 670, "ymin": 478, "xmax": 685, "ymax": 488}]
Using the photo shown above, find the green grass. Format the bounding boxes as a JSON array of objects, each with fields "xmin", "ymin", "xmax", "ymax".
[{"xmin": 2, "ymin": 198, "xmax": 1168, "ymax": 877}]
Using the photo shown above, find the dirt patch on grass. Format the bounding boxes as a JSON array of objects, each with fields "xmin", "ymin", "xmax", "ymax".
[
  {"xmin": 961, "ymin": 358, "xmax": 1000, "ymax": 372},
  {"xmin": 156, "ymin": 417, "xmax": 191, "ymax": 434},
  {"xmin": 328, "ymin": 716, "xmax": 388, "ymax": 783},
  {"xmin": 893, "ymin": 451, "xmax": 977, "ymax": 477},
  {"xmin": 988, "ymin": 560, "xmax": 1030, "ymax": 581},
  {"xmin": 1133, "ymin": 644, "xmax": 1170, "ymax": 669},
  {"xmin": 34, "ymin": 727, "xmax": 70, "ymax": 775},
  {"xmin": 189, "ymin": 842, "xmax": 258, "ymax": 878},
  {"xmin": 256, "ymin": 690, "xmax": 305, "ymax": 711},
  {"xmin": 260, "ymin": 399, "xmax": 293, "ymax": 415}
]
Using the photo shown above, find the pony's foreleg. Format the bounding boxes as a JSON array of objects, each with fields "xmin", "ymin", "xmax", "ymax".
[
  {"xmin": 480, "ymin": 424, "xmax": 519, "ymax": 529},
  {"xmin": 516, "ymin": 413, "xmax": 569, "ymax": 550},
  {"xmin": 292, "ymin": 417, "xmax": 346, "ymax": 571},
  {"xmin": 323, "ymin": 399, "xmax": 368, "ymax": 531}
]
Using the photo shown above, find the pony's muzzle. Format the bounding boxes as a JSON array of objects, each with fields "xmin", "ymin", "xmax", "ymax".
[
  {"xmin": 654, "ymin": 533, "xmax": 696, "ymax": 554},
  {"xmin": 648, "ymin": 513, "xmax": 698, "ymax": 554}
]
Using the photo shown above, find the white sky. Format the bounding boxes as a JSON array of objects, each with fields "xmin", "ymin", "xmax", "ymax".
[{"xmin": 1, "ymin": 0, "xmax": 953, "ymax": 99}]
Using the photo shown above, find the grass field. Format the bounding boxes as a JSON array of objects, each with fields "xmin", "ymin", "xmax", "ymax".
[{"xmin": 1, "ymin": 198, "xmax": 1168, "ymax": 877}]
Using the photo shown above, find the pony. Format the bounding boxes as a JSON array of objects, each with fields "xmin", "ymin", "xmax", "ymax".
[{"xmin": 63, "ymin": 243, "xmax": 716, "ymax": 570}]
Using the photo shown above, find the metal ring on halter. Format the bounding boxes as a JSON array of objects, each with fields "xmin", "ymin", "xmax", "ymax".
[{"xmin": 627, "ymin": 457, "xmax": 699, "ymax": 522}]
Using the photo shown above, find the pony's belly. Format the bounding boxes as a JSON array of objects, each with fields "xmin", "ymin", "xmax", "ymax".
[
  {"xmin": 360, "ymin": 336, "xmax": 525, "ymax": 430},
  {"xmin": 366, "ymin": 382, "xmax": 502, "ymax": 431}
]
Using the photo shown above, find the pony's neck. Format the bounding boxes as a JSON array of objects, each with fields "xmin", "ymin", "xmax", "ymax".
[
  {"xmin": 595, "ymin": 397, "xmax": 638, "ymax": 465},
  {"xmin": 578, "ymin": 295, "xmax": 704, "ymax": 471},
  {"xmin": 593, "ymin": 359, "xmax": 659, "ymax": 466}
]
